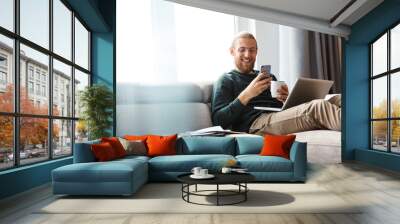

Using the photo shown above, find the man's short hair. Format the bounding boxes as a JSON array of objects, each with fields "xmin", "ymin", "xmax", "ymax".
[{"xmin": 231, "ymin": 32, "xmax": 257, "ymax": 48}]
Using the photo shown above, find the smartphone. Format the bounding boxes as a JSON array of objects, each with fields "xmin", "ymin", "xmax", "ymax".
[
  {"xmin": 259, "ymin": 65, "xmax": 271, "ymax": 80},
  {"xmin": 260, "ymin": 65, "xmax": 271, "ymax": 74}
]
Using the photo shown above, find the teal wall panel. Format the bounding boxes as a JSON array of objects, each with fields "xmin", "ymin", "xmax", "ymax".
[
  {"xmin": 355, "ymin": 149, "xmax": 400, "ymax": 172},
  {"xmin": 343, "ymin": 44, "xmax": 370, "ymax": 160},
  {"xmin": 92, "ymin": 32, "xmax": 114, "ymax": 87},
  {"xmin": 0, "ymin": 158, "xmax": 72, "ymax": 199},
  {"xmin": 345, "ymin": 0, "xmax": 400, "ymax": 170}
]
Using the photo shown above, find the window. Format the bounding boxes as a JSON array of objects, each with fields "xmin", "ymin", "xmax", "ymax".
[
  {"xmin": 0, "ymin": 0, "xmax": 91, "ymax": 170},
  {"xmin": 371, "ymin": 23, "xmax": 400, "ymax": 154},
  {"xmin": 28, "ymin": 81, "xmax": 34, "ymax": 94},
  {"xmin": 53, "ymin": 59, "xmax": 72, "ymax": 117},
  {"xmin": 0, "ymin": 71, "xmax": 6, "ymax": 85},
  {"xmin": 42, "ymin": 85, "xmax": 46, "ymax": 97},
  {"xmin": 75, "ymin": 18, "xmax": 89, "ymax": 70},
  {"xmin": 35, "ymin": 70, "xmax": 41, "ymax": 81},
  {"xmin": 36, "ymin": 83, "xmax": 40, "ymax": 95},
  {"xmin": 117, "ymin": 0, "xmax": 234, "ymax": 84},
  {"xmin": 0, "ymin": 55, "xmax": 7, "ymax": 67},
  {"xmin": 0, "ymin": 0, "xmax": 13, "ymax": 32},
  {"xmin": 53, "ymin": 0, "xmax": 72, "ymax": 60},
  {"xmin": 28, "ymin": 67, "xmax": 34, "ymax": 80},
  {"xmin": 41, "ymin": 73, "xmax": 46, "ymax": 82},
  {"xmin": 0, "ymin": 54, "xmax": 8, "ymax": 86},
  {"xmin": 20, "ymin": 0, "xmax": 49, "ymax": 49}
]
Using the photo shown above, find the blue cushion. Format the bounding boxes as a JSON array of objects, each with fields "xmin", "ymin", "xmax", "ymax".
[
  {"xmin": 235, "ymin": 136, "xmax": 263, "ymax": 155},
  {"xmin": 117, "ymin": 155, "xmax": 150, "ymax": 163},
  {"xmin": 236, "ymin": 155, "xmax": 293, "ymax": 172},
  {"xmin": 148, "ymin": 154, "xmax": 235, "ymax": 172},
  {"xmin": 176, "ymin": 136, "xmax": 236, "ymax": 155}
]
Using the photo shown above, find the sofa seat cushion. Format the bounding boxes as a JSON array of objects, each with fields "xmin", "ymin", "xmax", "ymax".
[
  {"xmin": 118, "ymin": 155, "xmax": 150, "ymax": 162},
  {"xmin": 236, "ymin": 155, "xmax": 293, "ymax": 172},
  {"xmin": 148, "ymin": 154, "xmax": 235, "ymax": 172},
  {"xmin": 53, "ymin": 159, "xmax": 147, "ymax": 183}
]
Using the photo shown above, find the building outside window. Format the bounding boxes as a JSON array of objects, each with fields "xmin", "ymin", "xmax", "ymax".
[
  {"xmin": 371, "ymin": 23, "xmax": 400, "ymax": 154},
  {"xmin": 0, "ymin": 0, "xmax": 91, "ymax": 170}
]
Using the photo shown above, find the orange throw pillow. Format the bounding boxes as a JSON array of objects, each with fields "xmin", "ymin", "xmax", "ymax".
[
  {"xmin": 146, "ymin": 134, "xmax": 177, "ymax": 157},
  {"xmin": 91, "ymin": 142, "xmax": 117, "ymax": 161},
  {"xmin": 259, "ymin": 134, "xmax": 296, "ymax": 159},
  {"xmin": 101, "ymin": 137, "xmax": 127, "ymax": 158}
]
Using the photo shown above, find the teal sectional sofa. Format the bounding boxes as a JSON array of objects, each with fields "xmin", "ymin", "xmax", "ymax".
[{"xmin": 52, "ymin": 136, "xmax": 307, "ymax": 196}]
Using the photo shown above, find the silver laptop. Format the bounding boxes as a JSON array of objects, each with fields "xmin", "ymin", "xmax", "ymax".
[{"xmin": 254, "ymin": 77, "xmax": 334, "ymax": 112}]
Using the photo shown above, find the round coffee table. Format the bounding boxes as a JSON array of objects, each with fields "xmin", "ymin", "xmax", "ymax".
[{"xmin": 177, "ymin": 173, "xmax": 255, "ymax": 206}]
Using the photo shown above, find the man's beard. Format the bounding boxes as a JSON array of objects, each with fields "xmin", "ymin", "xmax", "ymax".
[{"xmin": 238, "ymin": 62, "xmax": 254, "ymax": 74}]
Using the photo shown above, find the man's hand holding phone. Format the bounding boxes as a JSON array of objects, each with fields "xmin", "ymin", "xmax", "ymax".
[
  {"xmin": 259, "ymin": 65, "xmax": 272, "ymax": 89},
  {"xmin": 238, "ymin": 65, "xmax": 272, "ymax": 105}
]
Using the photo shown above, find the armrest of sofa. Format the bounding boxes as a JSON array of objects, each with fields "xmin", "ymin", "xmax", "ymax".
[
  {"xmin": 289, "ymin": 141, "xmax": 307, "ymax": 182},
  {"xmin": 73, "ymin": 140, "xmax": 100, "ymax": 163}
]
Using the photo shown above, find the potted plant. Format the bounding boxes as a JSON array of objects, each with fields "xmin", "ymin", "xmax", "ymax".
[{"xmin": 79, "ymin": 84, "xmax": 114, "ymax": 140}]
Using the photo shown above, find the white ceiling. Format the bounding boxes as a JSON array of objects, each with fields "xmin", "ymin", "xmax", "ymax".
[
  {"xmin": 226, "ymin": 0, "xmax": 352, "ymax": 23},
  {"xmin": 166, "ymin": 0, "xmax": 384, "ymax": 37}
]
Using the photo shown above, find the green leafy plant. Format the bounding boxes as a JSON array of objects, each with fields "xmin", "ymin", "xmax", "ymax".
[{"xmin": 79, "ymin": 84, "xmax": 114, "ymax": 140}]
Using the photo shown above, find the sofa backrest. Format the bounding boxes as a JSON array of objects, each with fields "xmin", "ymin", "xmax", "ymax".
[
  {"xmin": 117, "ymin": 83, "xmax": 213, "ymax": 136},
  {"xmin": 176, "ymin": 136, "xmax": 236, "ymax": 155},
  {"xmin": 235, "ymin": 136, "xmax": 264, "ymax": 155}
]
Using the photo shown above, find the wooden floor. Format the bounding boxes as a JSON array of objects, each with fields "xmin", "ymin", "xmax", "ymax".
[{"xmin": 1, "ymin": 162, "xmax": 400, "ymax": 224}]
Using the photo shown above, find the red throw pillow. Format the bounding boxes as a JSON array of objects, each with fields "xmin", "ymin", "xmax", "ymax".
[
  {"xmin": 259, "ymin": 134, "xmax": 296, "ymax": 159},
  {"xmin": 146, "ymin": 134, "xmax": 177, "ymax": 157},
  {"xmin": 101, "ymin": 137, "xmax": 127, "ymax": 158},
  {"xmin": 91, "ymin": 142, "xmax": 117, "ymax": 161}
]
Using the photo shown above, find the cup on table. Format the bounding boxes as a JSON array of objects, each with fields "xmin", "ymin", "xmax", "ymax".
[
  {"xmin": 191, "ymin": 167, "xmax": 202, "ymax": 176},
  {"xmin": 270, "ymin": 81, "xmax": 286, "ymax": 98},
  {"xmin": 221, "ymin": 167, "xmax": 232, "ymax": 174},
  {"xmin": 199, "ymin": 169, "xmax": 208, "ymax": 176}
]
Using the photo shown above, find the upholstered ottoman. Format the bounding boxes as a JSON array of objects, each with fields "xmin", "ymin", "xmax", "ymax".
[{"xmin": 52, "ymin": 156, "xmax": 148, "ymax": 196}]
